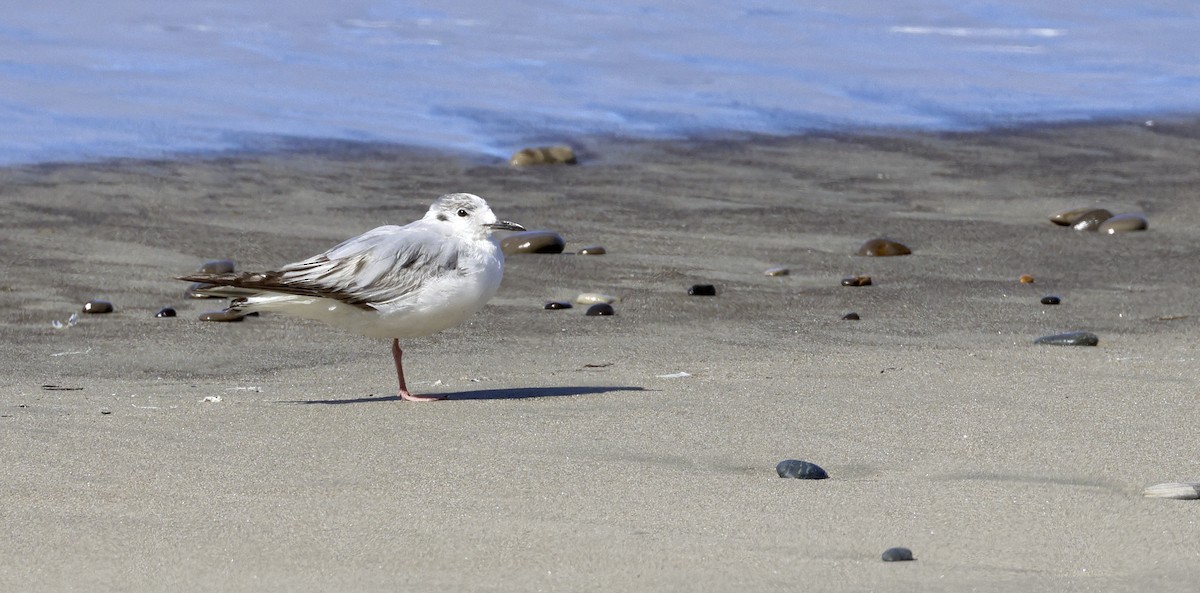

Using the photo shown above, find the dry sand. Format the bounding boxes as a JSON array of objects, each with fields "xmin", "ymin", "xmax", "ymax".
[{"xmin": 2, "ymin": 120, "xmax": 1200, "ymax": 592}]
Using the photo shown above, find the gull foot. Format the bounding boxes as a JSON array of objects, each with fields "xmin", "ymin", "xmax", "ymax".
[{"xmin": 399, "ymin": 390, "xmax": 447, "ymax": 402}]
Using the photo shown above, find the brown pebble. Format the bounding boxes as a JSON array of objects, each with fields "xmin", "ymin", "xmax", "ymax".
[
  {"xmin": 764, "ymin": 267, "xmax": 789, "ymax": 277},
  {"xmin": 1098, "ymin": 212, "xmax": 1148, "ymax": 234},
  {"xmin": 509, "ymin": 145, "xmax": 578, "ymax": 166},
  {"xmin": 857, "ymin": 238, "xmax": 911, "ymax": 256},
  {"xmin": 184, "ymin": 282, "xmax": 221, "ymax": 299},
  {"xmin": 1049, "ymin": 206, "xmax": 1099, "ymax": 226},
  {"xmin": 842, "ymin": 312, "xmax": 861, "ymax": 320},
  {"xmin": 841, "ymin": 275, "xmax": 872, "ymax": 287},
  {"xmin": 82, "ymin": 299, "xmax": 114, "ymax": 314},
  {"xmin": 199, "ymin": 310, "xmax": 245, "ymax": 322},
  {"xmin": 198, "ymin": 259, "xmax": 236, "ymax": 274},
  {"xmin": 576, "ymin": 245, "xmax": 606, "ymax": 255},
  {"xmin": 500, "ymin": 230, "xmax": 567, "ymax": 255},
  {"xmin": 1019, "ymin": 274, "xmax": 1035, "ymax": 284},
  {"xmin": 1070, "ymin": 209, "xmax": 1114, "ymax": 231}
]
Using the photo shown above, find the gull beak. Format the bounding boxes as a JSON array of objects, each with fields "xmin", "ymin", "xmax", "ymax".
[{"xmin": 486, "ymin": 220, "xmax": 526, "ymax": 232}]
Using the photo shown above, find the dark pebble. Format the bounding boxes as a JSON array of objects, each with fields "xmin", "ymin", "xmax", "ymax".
[
  {"xmin": 500, "ymin": 230, "xmax": 567, "ymax": 255},
  {"xmin": 688, "ymin": 284, "xmax": 717, "ymax": 296},
  {"xmin": 857, "ymin": 238, "xmax": 911, "ymax": 256},
  {"xmin": 1034, "ymin": 331, "xmax": 1099, "ymax": 346},
  {"xmin": 576, "ymin": 245, "xmax": 606, "ymax": 255},
  {"xmin": 544, "ymin": 301, "xmax": 573, "ymax": 310},
  {"xmin": 82, "ymin": 299, "xmax": 114, "ymax": 314},
  {"xmin": 199, "ymin": 310, "xmax": 245, "ymax": 322},
  {"xmin": 1049, "ymin": 207, "xmax": 1098, "ymax": 226},
  {"xmin": 1098, "ymin": 212, "xmax": 1148, "ymax": 234},
  {"xmin": 842, "ymin": 312, "xmax": 861, "ymax": 320},
  {"xmin": 510, "ymin": 145, "xmax": 578, "ymax": 166},
  {"xmin": 1040, "ymin": 295, "xmax": 1061, "ymax": 305},
  {"xmin": 198, "ymin": 259, "xmax": 236, "ymax": 274},
  {"xmin": 881, "ymin": 547, "xmax": 915, "ymax": 562},
  {"xmin": 155, "ymin": 306, "xmax": 177, "ymax": 318},
  {"xmin": 842, "ymin": 275, "xmax": 872, "ymax": 287},
  {"xmin": 1071, "ymin": 209, "xmax": 1114, "ymax": 231},
  {"xmin": 775, "ymin": 459, "xmax": 829, "ymax": 480},
  {"xmin": 585, "ymin": 303, "xmax": 615, "ymax": 316}
]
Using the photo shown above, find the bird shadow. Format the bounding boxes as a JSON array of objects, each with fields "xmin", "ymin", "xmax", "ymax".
[{"xmin": 284, "ymin": 385, "xmax": 647, "ymax": 405}]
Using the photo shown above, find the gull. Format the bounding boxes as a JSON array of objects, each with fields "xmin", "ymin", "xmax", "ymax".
[{"xmin": 178, "ymin": 193, "xmax": 525, "ymax": 401}]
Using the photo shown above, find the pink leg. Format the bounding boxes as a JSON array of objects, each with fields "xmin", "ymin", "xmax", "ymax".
[{"xmin": 392, "ymin": 339, "xmax": 445, "ymax": 402}]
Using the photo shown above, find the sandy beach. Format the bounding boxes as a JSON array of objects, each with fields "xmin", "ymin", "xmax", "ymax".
[{"xmin": 3, "ymin": 120, "xmax": 1200, "ymax": 591}]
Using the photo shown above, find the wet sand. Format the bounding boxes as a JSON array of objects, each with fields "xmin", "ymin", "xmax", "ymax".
[{"xmin": 3, "ymin": 120, "xmax": 1200, "ymax": 591}]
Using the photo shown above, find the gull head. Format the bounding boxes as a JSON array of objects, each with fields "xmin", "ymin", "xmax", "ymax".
[{"xmin": 426, "ymin": 193, "xmax": 525, "ymax": 238}]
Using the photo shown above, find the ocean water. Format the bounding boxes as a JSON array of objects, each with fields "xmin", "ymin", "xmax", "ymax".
[{"xmin": 2, "ymin": 0, "xmax": 1198, "ymax": 164}]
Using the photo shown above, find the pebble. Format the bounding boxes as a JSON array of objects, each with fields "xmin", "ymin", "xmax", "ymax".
[
  {"xmin": 199, "ymin": 310, "xmax": 245, "ymax": 322},
  {"xmin": 842, "ymin": 275, "xmax": 872, "ymax": 287},
  {"xmin": 585, "ymin": 303, "xmax": 615, "ymax": 316},
  {"xmin": 1143, "ymin": 482, "xmax": 1200, "ymax": 500},
  {"xmin": 184, "ymin": 282, "xmax": 221, "ymax": 299},
  {"xmin": 775, "ymin": 459, "xmax": 829, "ymax": 480},
  {"xmin": 82, "ymin": 299, "xmax": 114, "ymax": 314},
  {"xmin": 1070, "ymin": 209, "xmax": 1114, "ymax": 231},
  {"xmin": 1019, "ymin": 274, "xmax": 1036, "ymax": 284},
  {"xmin": 576, "ymin": 245, "xmax": 606, "ymax": 255},
  {"xmin": 509, "ymin": 145, "xmax": 578, "ymax": 166},
  {"xmin": 764, "ymin": 267, "xmax": 790, "ymax": 277},
  {"xmin": 575, "ymin": 292, "xmax": 619, "ymax": 305},
  {"xmin": 155, "ymin": 306, "xmax": 177, "ymax": 318},
  {"xmin": 842, "ymin": 312, "xmax": 861, "ymax": 320},
  {"xmin": 1098, "ymin": 212, "xmax": 1148, "ymax": 234},
  {"xmin": 1040, "ymin": 295, "xmax": 1061, "ymax": 305},
  {"xmin": 881, "ymin": 547, "xmax": 915, "ymax": 562},
  {"xmin": 1034, "ymin": 331, "xmax": 1099, "ymax": 346},
  {"xmin": 857, "ymin": 238, "xmax": 911, "ymax": 256},
  {"xmin": 1049, "ymin": 206, "xmax": 1099, "ymax": 226},
  {"xmin": 543, "ymin": 301, "xmax": 573, "ymax": 310},
  {"xmin": 687, "ymin": 284, "xmax": 717, "ymax": 296},
  {"xmin": 500, "ymin": 230, "xmax": 566, "ymax": 255},
  {"xmin": 198, "ymin": 259, "xmax": 236, "ymax": 274}
]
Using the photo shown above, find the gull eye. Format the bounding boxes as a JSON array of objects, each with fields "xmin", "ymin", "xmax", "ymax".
[{"xmin": 457, "ymin": 209, "xmax": 468, "ymax": 217}]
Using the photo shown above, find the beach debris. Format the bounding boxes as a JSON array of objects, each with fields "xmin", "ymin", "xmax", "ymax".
[
  {"xmin": 82, "ymin": 299, "xmax": 114, "ymax": 314},
  {"xmin": 764, "ymin": 266, "xmax": 789, "ymax": 277},
  {"xmin": 1019, "ymin": 274, "xmax": 1035, "ymax": 284},
  {"xmin": 1143, "ymin": 482, "xmax": 1200, "ymax": 500},
  {"xmin": 842, "ymin": 312, "xmax": 861, "ymax": 320},
  {"xmin": 576, "ymin": 245, "xmax": 606, "ymax": 255},
  {"xmin": 881, "ymin": 547, "xmax": 915, "ymax": 562},
  {"xmin": 198, "ymin": 310, "xmax": 245, "ymax": 322},
  {"xmin": 155, "ymin": 306, "xmax": 177, "ymax": 318},
  {"xmin": 687, "ymin": 284, "xmax": 717, "ymax": 296},
  {"xmin": 857, "ymin": 238, "xmax": 911, "ymax": 256},
  {"xmin": 100, "ymin": 408, "xmax": 112, "ymax": 415},
  {"xmin": 50, "ymin": 348, "xmax": 91, "ymax": 357},
  {"xmin": 200, "ymin": 396, "xmax": 222, "ymax": 403},
  {"xmin": 775, "ymin": 459, "xmax": 829, "ymax": 480},
  {"xmin": 199, "ymin": 259, "xmax": 236, "ymax": 274},
  {"xmin": 1098, "ymin": 212, "xmax": 1148, "ymax": 234},
  {"xmin": 42, "ymin": 384, "xmax": 84, "ymax": 391},
  {"xmin": 1070, "ymin": 209, "xmax": 1114, "ymax": 231},
  {"xmin": 585, "ymin": 303, "xmax": 615, "ymax": 316},
  {"xmin": 655, "ymin": 371, "xmax": 691, "ymax": 378},
  {"xmin": 51, "ymin": 312, "xmax": 80, "ymax": 330},
  {"xmin": 509, "ymin": 145, "xmax": 577, "ymax": 166},
  {"xmin": 841, "ymin": 274, "xmax": 872, "ymax": 287},
  {"xmin": 575, "ymin": 292, "xmax": 619, "ymax": 305},
  {"xmin": 1049, "ymin": 207, "xmax": 1100, "ymax": 226},
  {"xmin": 225, "ymin": 386, "xmax": 262, "ymax": 392},
  {"xmin": 544, "ymin": 301, "xmax": 573, "ymax": 310},
  {"xmin": 582, "ymin": 362, "xmax": 613, "ymax": 369},
  {"xmin": 1040, "ymin": 295, "xmax": 1061, "ymax": 305},
  {"xmin": 501, "ymin": 230, "xmax": 566, "ymax": 255},
  {"xmin": 1034, "ymin": 331, "xmax": 1099, "ymax": 346}
]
